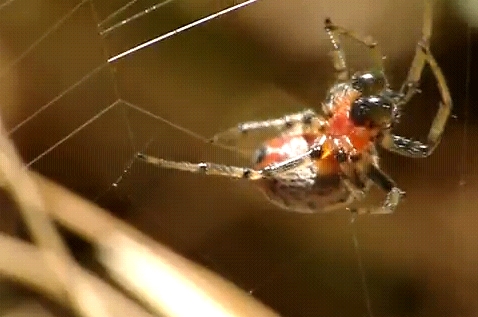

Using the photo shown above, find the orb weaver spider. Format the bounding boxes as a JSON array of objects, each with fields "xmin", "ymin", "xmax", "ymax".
[{"xmin": 137, "ymin": 0, "xmax": 452, "ymax": 215}]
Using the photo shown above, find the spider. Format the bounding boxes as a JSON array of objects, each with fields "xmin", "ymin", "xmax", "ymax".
[{"xmin": 137, "ymin": 0, "xmax": 452, "ymax": 215}]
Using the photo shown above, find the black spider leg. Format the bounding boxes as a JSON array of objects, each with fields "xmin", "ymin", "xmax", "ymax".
[
  {"xmin": 367, "ymin": 164, "xmax": 395, "ymax": 192},
  {"xmin": 334, "ymin": 148, "xmax": 405, "ymax": 215},
  {"xmin": 253, "ymin": 134, "xmax": 327, "ymax": 178},
  {"xmin": 357, "ymin": 164, "xmax": 406, "ymax": 215},
  {"xmin": 334, "ymin": 149, "xmax": 368, "ymax": 201},
  {"xmin": 367, "ymin": 164, "xmax": 406, "ymax": 213}
]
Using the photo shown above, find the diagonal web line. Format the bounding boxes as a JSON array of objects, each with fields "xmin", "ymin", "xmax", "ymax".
[
  {"xmin": 99, "ymin": 0, "xmax": 175, "ymax": 36},
  {"xmin": 107, "ymin": 0, "xmax": 260, "ymax": 63},
  {"xmin": 8, "ymin": 0, "xmax": 260, "ymax": 139},
  {"xmin": 120, "ymin": 99, "xmax": 211, "ymax": 144},
  {"xmin": 8, "ymin": 0, "xmax": 261, "ymax": 158},
  {"xmin": 0, "ymin": 0, "xmax": 89, "ymax": 80},
  {"xmin": 121, "ymin": 99, "xmax": 242, "ymax": 154},
  {"xmin": 25, "ymin": 100, "xmax": 121, "ymax": 168},
  {"xmin": 97, "ymin": 0, "xmax": 140, "ymax": 28},
  {"xmin": 7, "ymin": 63, "xmax": 108, "ymax": 135}
]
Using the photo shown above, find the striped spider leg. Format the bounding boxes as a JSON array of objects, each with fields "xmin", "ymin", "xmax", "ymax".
[
  {"xmin": 380, "ymin": 0, "xmax": 452, "ymax": 157},
  {"xmin": 137, "ymin": 109, "xmax": 328, "ymax": 184}
]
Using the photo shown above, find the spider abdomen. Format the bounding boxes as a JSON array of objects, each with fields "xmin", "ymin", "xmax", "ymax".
[
  {"xmin": 253, "ymin": 133, "xmax": 340, "ymax": 176},
  {"xmin": 252, "ymin": 133, "xmax": 353, "ymax": 213},
  {"xmin": 257, "ymin": 169, "xmax": 350, "ymax": 213}
]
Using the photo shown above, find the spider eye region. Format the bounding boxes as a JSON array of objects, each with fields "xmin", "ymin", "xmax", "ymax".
[
  {"xmin": 350, "ymin": 96, "xmax": 394, "ymax": 128},
  {"xmin": 352, "ymin": 71, "xmax": 386, "ymax": 96}
]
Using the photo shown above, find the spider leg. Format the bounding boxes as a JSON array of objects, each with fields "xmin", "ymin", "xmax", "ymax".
[
  {"xmin": 136, "ymin": 136, "xmax": 326, "ymax": 180},
  {"xmin": 209, "ymin": 109, "xmax": 326, "ymax": 148},
  {"xmin": 353, "ymin": 164, "xmax": 405, "ymax": 215},
  {"xmin": 399, "ymin": 0, "xmax": 433, "ymax": 104},
  {"xmin": 334, "ymin": 149, "xmax": 368, "ymax": 200},
  {"xmin": 324, "ymin": 18, "xmax": 349, "ymax": 81},
  {"xmin": 322, "ymin": 189, "xmax": 361, "ymax": 213},
  {"xmin": 381, "ymin": 0, "xmax": 452, "ymax": 158},
  {"xmin": 318, "ymin": 168, "xmax": 369, "ymax": 215},
  {"xmin": 260, "ymin": 135, "xmax": 327, "ymax": 177},
  {"xmin": 324, "ymin": 18, "xmax": 384, "ymax": 79},
  {"xmin": 136, "ymin": 153, "xmax": 263, "ymax": 179}
]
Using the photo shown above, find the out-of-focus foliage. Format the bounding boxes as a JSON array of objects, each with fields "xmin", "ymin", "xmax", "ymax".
[{"xmin": 456, "ymin": 0, "xmax": 478, "ymax": 26}]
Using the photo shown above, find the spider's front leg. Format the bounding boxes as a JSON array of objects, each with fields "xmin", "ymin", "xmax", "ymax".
[
  {"xmin": 398, "ymin": 0, "xmax": 434, "ymax": 104},
  {"xmin": 383, "ymin": 0, "xmax": 452, "ymax": 158},
  {"xmin": 209, "ymin": 109, "xmax": 326, "ymax": 149},
  {"xmin": 324, "ymin": 18, "xmax": 384, "ymax": 81}
]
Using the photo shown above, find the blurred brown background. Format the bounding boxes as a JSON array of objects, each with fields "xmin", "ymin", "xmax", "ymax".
[{"xmin": 0, "ymin": 0, "xmax": 477, "ymax": 316}]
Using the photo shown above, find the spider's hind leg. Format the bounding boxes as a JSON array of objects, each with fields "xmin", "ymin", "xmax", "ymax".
[
  {"xmin": 136, "ymin": 153, "xmax": 263, "ymax": 180},
  {"xmin": 136, "ymin": 137, "xmax": 325, "ymax": 181}
]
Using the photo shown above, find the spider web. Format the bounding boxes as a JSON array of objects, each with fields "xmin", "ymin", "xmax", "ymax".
[
  {"xmin": 0, "ymin": 1, "xmax": 474, "ymax": 316},
  {"xmin": 0, "ymin": 0, "xmax": 270, "ymax": 207}
]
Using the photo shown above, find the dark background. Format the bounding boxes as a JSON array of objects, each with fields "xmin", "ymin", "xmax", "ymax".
[{"xmin": 0, "ymin": 0, "xmax": 477, "ymax": 316}]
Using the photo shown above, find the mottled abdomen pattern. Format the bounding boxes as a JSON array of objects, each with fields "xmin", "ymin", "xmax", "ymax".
[{"xmin": 253, "ymin": 133, "xmax": 377, "ymax": 213}]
